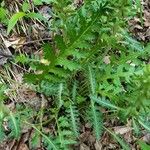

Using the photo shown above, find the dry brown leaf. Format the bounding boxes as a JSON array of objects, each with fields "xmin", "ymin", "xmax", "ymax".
[
  {"xmin": 80, "ymin": 131, "xmax": 91, "ymax": 143},
  {"xmin": 144, "ymin": 10, "xmax": 150, "ymax": 27},
  {"xmin": 8, "ymin": 36, "xmax": 26, "ymax": 49},
  {"xmin": 142, "ymin": 133, "xmax": 150, "ymax": 144},
  {"xmin": 18, "ymin": 144, "xmax": 29, "ymax": 150},
  {"xmin": 85, "ymin": 123, "xmax": 92, "ymax": 129},
  {"xmin": 94, "ymin": 141, "xmax": 102, "ymax": 150},
  {"xmin": 137, "ymin": 33, "xmax": 145, "ymax": 41},
  {"xmin": 113, "ymin": 126, "xmax": 132, "ymax": 135},
  {"xmin": 134, "ymin": 24, "xmax": 143, "ymax": 30},
  {"xmin": 80, "ymin": 143, "xmax": 90, "ymax": 150},
  {"xmin": 145, "ymin": 27, "xmax": 150, "ymax": 37},
  {"xmin": 2, "ymin": 36, "xmax": 26, "ymax": 49}
]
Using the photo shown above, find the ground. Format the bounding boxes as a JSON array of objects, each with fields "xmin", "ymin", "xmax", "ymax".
[{"xmin": 0, "ymin": 0, "xmax": 150, "ymax": 150}]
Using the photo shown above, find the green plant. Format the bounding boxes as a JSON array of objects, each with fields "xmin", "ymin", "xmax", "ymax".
[
  {"xmin": 24, "ymin": 0, "xmax": 130, "ymax": 83},
  {"xmin": 138, "ymin": 141, "xmax": 150, "ymax": 150},
  {"xmin": 1, "ymin": 0, "xmax": 150, "ymax": 149},
  {"xmin": 23, "ymin": 0, "xmax": 150, "ymax": 148},
  {"xmin": 0, "ymin": 1, "xmax": 9, "ymax": 25},
  {"xmin": 0, "ymin": 83, "xmax": 35, "ymax": 142}
]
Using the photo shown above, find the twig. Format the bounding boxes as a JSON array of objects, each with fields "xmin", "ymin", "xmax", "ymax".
[{"xmin": 15, "ymin": 37, "xmax": 52, "ymax": 45}]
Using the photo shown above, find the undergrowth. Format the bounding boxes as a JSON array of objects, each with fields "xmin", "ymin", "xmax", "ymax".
[{"xmin": 0, "ymin": 0, "xmax": 150, "ymax": 149}]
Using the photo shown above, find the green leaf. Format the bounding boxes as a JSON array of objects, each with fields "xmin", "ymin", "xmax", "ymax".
[
  {"xmin": 0, "ymin": 84, "xmax": 7, "ymax": 101},
  {"xmin": 88, "ymin": 66, "xmax": 96, "ymax": 95},
  {"xmin": 138, "ymin": 141, "xmax": 150, "ymax": 150},
  {"xmin": 30, "ymin": 130, "xmax": 41, "ymax": 149},
  {"xmin": 25, "ymin": 121, "xmax": 58, "ymax": 150},
  {"xmin": 138, "ymin": 118, "xmax": 150, "ymax": 132},
  {"xmin": 72, "ymin": 81, "xmax": 77, "ymax": 102},
  {"xmin": 9, "ymin": 112, "xmax": 20, "ymax": 139},
  {"xmin": 22, "ymin": 2, "xmax": 30, "ymax": 12},
  {"xmin": 89, "ymin": 99, "xmax": 103, "ymax": 140},
  {"xmin": 91, "ymin": 96, "xmax": 119, "ymax": 110},
  {"xmin": 56, "ymin": 116, "xmax": 76, "ymax": 149},
  {"xmin": 132, "ymin": 118, "xmax": 140, "ymax": 136},
  {"xmin": 7, "ymin": 12, "xmax": 26, "ymax": 34},
  {"xmin": 57, "ymin": 83, "xmax": 63, "ymax": 108},
  {"xmin": 26, "ymin": 12, "xmax": 47, "ymax": 22},
  {"xmin": 33, "ymin": 0, "xmax": 43, "ymax": 5},
  {"xmin": 15, "ymin": 54, "xmax": 29, "ymax": 64},
  {"xmin": 57, "ymin": 58, "xmax": 80, "ymax": 71},
  {"xmin": 54, "ymin": 35, "xmax": 66, "ymax": 51},
  {"xmin": 0, "ymin": 121, "xmax": 5, "ymax": 141},
  {"xmin": 104, "ymin": 127, "xmax": 131, "ymax": 150},
  {"xmin": 0, "ymin": 7, "xmax": 8, "ymax": 24},
  {"xmin": 43, "ymin": 43, "xmax": 56, "ymax": 63},
  {"xmin": 68, "ymin": 104, "xmax": 79, "ymax": 137}
]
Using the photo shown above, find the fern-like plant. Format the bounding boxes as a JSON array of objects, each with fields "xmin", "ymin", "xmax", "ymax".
[
  {"xmin": 55, "ymin": 116, "xmax": 76, "ymax": 150},
  {"xmin": 87, "ymin": 66, "xmax": 103, "ymax": 140},
  {"xmin": 3, "ymin": 0, "xmax": 150, "ymax": 149},
  {"xmin": 24, "ymin": 0, "xmax": 131, "ymax": 84}
]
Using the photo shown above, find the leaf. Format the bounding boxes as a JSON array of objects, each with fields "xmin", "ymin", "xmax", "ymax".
[
  {"xmin": 0, "ymin": 84, "xmax": 7, "ymax": 100},
  {"xmin": 132, "ymin": 118, "xmax": 140, "ymax": 136},
  {"xmin": 88, "ymin": 66, "xmax": 96, "ymax": 95},
  {"xmin": 57, "ymin": 58, "xmax": 80, "ymax": 71},
  {"xmin": 0, "ymin": 7, "xmax": 8, "ymax": 24},
  {"xmin": 72, "ymin": 81, "xmax": 77, "ymax": 102},
  {"xmin": 22, "ymin": 2, "xmax": 30, "ymax": 12},
  {"xmin": 25, "ymin": 121, "xmax": 58, "ymax": 150},
  {"xmin": 9, "ymin": 112, "xmax": 20, "ymax": 139},
  {"xmin": 56, "ymin": 116, "xmax": 76, "ymax": 149},
  {"xmin": 0, "ymin": 121, "xmax": 5, "ymax": 141},
  {"xmin": 104, "ymin": 127, "xmax": 131, "ymax": 150},
  {"xmin": 26, "ymin": 12, "xmax": 48, "ymax": 22},
  {"xmin": 91, "ymin": 96, "xmax": 119, "ymax": 110},
  {"xmin": 54, "ymin": 35, "xmax": 66, "ymax": 51},
  {"xmin": 138, "ymin": 141, "xmax": 150, "ymax": 150},
  {"xmin": 68, "ymin": 104, "xmax": 79, "ymax": 137},
  {"xmin": 33, "ymin": 0, "xmax": 43, "ymax": 5},
  {"xmin": 57, "ymin": 83, "xmax": 63, "ymax": 108},
  {"xmin": 138, "ymin": 118, "xmax": 150, "ymax": 132},
  {"xmin": 7, "ymin": 12, "xmax": 26, "ymax": 34},
  {"xmin": 43, "ymin": 43, "xmax": 56, "ymax": 64},
  {"xmin": 30, "ymin": 130, "xmax": 40, "ymax": 149},
  {"xmin": 121, "ymin": 30, "xmax": 143, "ymax": 51},
  {"xmin": 87, "ymin": 66, "xmax": 103, "ymax": 140},
  {"xmin": 89, "ymin": 99, "xmax": 103, "ymax": 140}
]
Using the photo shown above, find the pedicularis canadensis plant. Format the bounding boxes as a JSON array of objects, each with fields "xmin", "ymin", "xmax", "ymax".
[{"xmin": 1, "ymin": 0, "xmax": 150, "ymax": 149}]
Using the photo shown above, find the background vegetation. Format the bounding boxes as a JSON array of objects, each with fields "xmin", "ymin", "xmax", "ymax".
[{"xmin": 0, "ymin": 0, "xmax": 150, "ymax": 149}]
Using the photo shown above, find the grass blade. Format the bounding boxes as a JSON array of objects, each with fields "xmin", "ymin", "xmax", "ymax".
[{"xmin": 7, "ymin": 12, "xmax": 26, "ymax": 34}]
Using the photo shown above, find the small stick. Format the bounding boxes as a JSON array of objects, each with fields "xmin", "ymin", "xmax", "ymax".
[{"xmin": 14, "ymin": 38, "xmax": 52, "ymax": 45}]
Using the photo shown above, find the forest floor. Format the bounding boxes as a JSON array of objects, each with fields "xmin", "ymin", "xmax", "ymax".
[{"xmin": 0, "ymin": 0, "xmax": 150, "ymax": 150}]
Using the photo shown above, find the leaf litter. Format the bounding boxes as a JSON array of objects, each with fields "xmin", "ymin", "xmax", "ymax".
[{"xmin": 0, "ymin": 0, "xmax": 150, "ymax": 150}]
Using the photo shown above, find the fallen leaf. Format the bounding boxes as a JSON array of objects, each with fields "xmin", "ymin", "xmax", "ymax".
[
  {"xmin": 114, "ymin": 126, "xmax": 132, "ymax": 135},
  {"xmin": 18, "ymin": 144, "xmax": 29, "ymax": 150},
  {"xmin": 8, "ymin": 36, "xmax": 26, "ymax": 49},
  {"xmin": 144, "ymin": 10, "xmax": 150, "ymax": 27},
  {"xmin": 142, "ymin": 133, "xmax": 150, "ymax": 144},
  {"xmin": 80, "ymin": 143, "xmax": 90, "ymax": 150},
  {"xmin": 95, "ymin": 141, "xmax": 102, "ymax": 150},
  {"xmin": 134, "ymin": 24, "xmax": 143, "ymax": 30}
]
